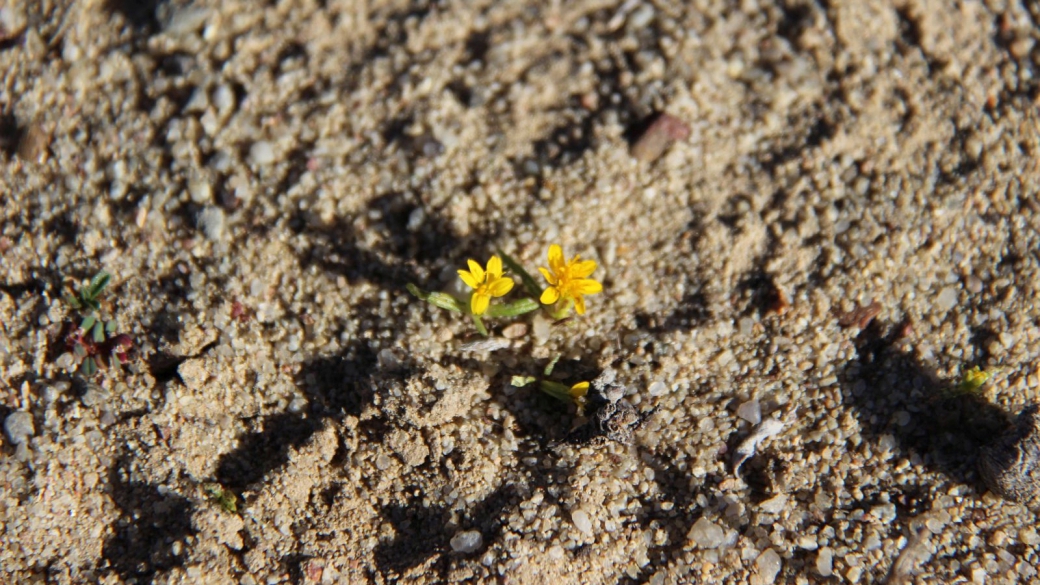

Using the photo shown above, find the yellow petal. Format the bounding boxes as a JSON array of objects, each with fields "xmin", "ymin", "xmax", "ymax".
[
  {"xmin": 467, "ymin": 259, "xmax": 485, "ymax": 282},
  {"xmin": 488, "ymin": 276, "xmax": 514, "ymax": 297},
  {"xmin": 540, "ymin": 286, "xmax": 560, "ymax": 305},
  {"xmin": 573, "ymin": 294, "xmax": 587, "ymax": 314},
  {"xmin": 570, "ymin": 381, "xmax": 590, "ymax": 399},
  {"xmin": 458, "ymin": 269, "xmax": 479, "ymax": 289},
  {"xmin": 570, "ymin": 259, "xmax": 598, "ymax": 278},
  {"xmin": 538, "ymin": 266, "xmax": 557, "ymax": 285},
  {"xmin": 486, "ymin": 255, "xmax": 503, "ymax": 279},
  {"xmin": 471, "ymin": 292, "xmax": 490, "ymax": 315},
  {"xmin": 547, "ymin": 244, "xmax": 564, "ymax": 271},
  {"xmin": 572, "ymin": 278, "xmax": 603, "ymax": 295}
]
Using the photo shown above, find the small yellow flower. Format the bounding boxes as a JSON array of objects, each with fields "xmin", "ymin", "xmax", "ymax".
[
  {"xmin": 458, "ymin": 255, "xmax": 515, "ymax": 315},
  {"xmin": 570, "ymin": 381, "xmax": 590, "ymax": 411},
  {"xmin": 958, "ymin": 366, "xmax": 991, "ymax": 394},
  {"xmin": 538, "ymin": 244, "xmax": 603, "ymax": 315}
]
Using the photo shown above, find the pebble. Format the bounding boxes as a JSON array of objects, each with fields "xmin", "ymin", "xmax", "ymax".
[
  {"xmin": 751, "ymin": 548, "xmax": 782, "ymax": 585},
  {"xmin": 816, "ymin": 547, "xmax": 834, "ymax": 577},
  {"xmin": 450, "ymin": 530, "xmax": 483, "ymax": 553},
  {"xmin": 571, "ymin": 509, "xmax": 593, "ymax": 535},
  {"xmin": 648, "ymin": 381, "xmax": 668, "ymax": 397},
  {"xmin": 936, "ymin": 286, "xmax": 959, "ymax": 311},
  {"xmin": 249, "ymin": 141, "xmax": 276, "ymax": 166},
  {"xmin": 189, "ymin": 177, "xmax": 213, "ymax": 204},
  {"xmin": 164, "ymin": 5, "xmax": 212, "ymax": 35},
  {"xmin": 501, "ymin": 322, "xmax": 528, "ymax": 339},
  {"xmin": 758, "ymin": 494, "xmax": 787, "ymax": 514},
  {"xmin": 630, "ymin": 113, "xmax": 691, "ymax": 162},
  {"xmin": 197, "ymin": 206, "xmax": 226, "ymax": 241},
  {"xmin": 736, "ymin": 399, "xmax": 762, "ymax": 425},
  {"xmin": 688, "ymin": 517, "xmax": 725, "ymax": 548},
  {"xmin": 213, "ymin": 84, "xmax": 235, "ymax": 115},
  {"xmin": 3, "ymin": 411, "xmax": 34, "ymax": 445}
]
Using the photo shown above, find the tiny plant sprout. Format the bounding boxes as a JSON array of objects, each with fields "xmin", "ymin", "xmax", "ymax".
[
  {"xmin": 203, "ymin": 483, "xmax": 238, "ymax": 514},
  {"xmin": 957, "ymin": 366, "xmax": 992, "ymax": 395},
  {"xmin": 58, "ymin": 270, "xmax": 135, "ymax": 376}
]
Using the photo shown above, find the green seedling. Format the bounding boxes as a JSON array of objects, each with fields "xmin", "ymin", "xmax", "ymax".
[
  {"xmin": 203, "ymin": 483, "xmax": 238, "ymax": 514},
  {"xmin": 57, "ymin": 270, "xmax": 135, "ymax": 376}
]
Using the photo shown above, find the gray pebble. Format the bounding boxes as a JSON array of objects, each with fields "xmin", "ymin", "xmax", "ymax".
[
  {"xmin": 197, "ymin": 206, "xmax": 226, "ymax": 241},
  {"xmin": 4, "ymin": 411, "xmax": 34, "ymax": 445}
]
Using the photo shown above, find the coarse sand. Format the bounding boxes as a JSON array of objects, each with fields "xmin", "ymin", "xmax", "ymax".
[{"xmin": 2, "ymin": 1, "xmax": 1040, "ymax": 583}]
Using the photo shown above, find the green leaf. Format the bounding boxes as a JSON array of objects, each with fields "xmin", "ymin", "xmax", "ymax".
[
  {"xmin": 406, "ymin": 284, "xmax": 465, "ymax": 313},
  {"xmin": 203, "ymin": 483, "xmax": 238, "ymax": 514},
  {"xmin": 80, "ymin": 315, "xmax": 97, "ymax": 332},
  {"xmin": 86, "ymin": 271, "xmax": 111, "ymax": 300},
  {"xmin": 543, "ymin": 354, "xmax": 561, "ymax": 377},
  {"xmin": 105, "ymin": 320, "xmax": 118, "ymax": 334},
  {"xmin": 497, "ymin": 249, "xmax": 542, "ymax": 298},
  {"xmin": 92, "ymin": 321, "xmax": 106, "ymax": 343},
  {"xmin": 74, "ymin": 343, "xmax": 87, "ymax": 358},
  {"xmin": 483, "ymin": 298, "xmax": 539, "ymax": 318},
  {"xmin": 510, "ymin": 375, "xmax": 536, "ymax": 388},
  {"xmin": 64, "ymin": 293, "xmax": 83, "ymax": 310},
  {"xmin": 81, "ymin": 358, "xmax": 98, "ymax": 377},
  {"xmin": 538, "ymin": 380, "xmax": 573, "ymax": 403},
  {"xmin": 472, "ymin": 314, "xmax": 488, "ymax": 336}
]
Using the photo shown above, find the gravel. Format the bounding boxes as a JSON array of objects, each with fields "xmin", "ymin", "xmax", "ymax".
[{"xmin": 1, "ymin": 1, "xmax": 1039, "ymax": 583}]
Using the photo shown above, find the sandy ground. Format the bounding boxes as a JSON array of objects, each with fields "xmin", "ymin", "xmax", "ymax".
[{"xmin": 3, "ymin": 0, "xmax": 1040, "ymax": 583}]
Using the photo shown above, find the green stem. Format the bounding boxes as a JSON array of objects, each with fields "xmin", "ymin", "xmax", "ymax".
[
  {"xmin": 472, "ymin": 314, "xmax": 488, "ymax": 336},
  {"xmin": 484, "ymin": 298, "xmax": 539, "ymax": 318},
  {"xmin": 497, "ymin": 249, "xmax": 542, "ymax": 298}
]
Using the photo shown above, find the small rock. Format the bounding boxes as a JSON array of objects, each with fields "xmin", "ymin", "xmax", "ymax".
[
  {"xmin": 936, "ymin": 286, "xmax": 959, "ymax": 311},
  {"xmin": 197, "ymin": 206, "xmax": 226, "ymax": 241},
  {"xmin": 759, "ymin": 494, "xmax": 787, "ymax": 514},
  {"xmin": 501, "ymin": 322, "xmax": 528, "ymax": 339},
  {"xmin": 164, "ymin": 5, "xmax": 211, "ymax": 35},
  {"xmin": 450, "ymin": 530, "xmax": 483, "ymax": 553},
  {"xmin": 688, "ymin": 517, "xmax": 725, "ymax": 549},
  {"xmin": 736, "ymin": 399, "xmax": 762, "ymax": 425},
  {"xmin": 213, "ymin": 84, "xmax": 235, "ymax": 115},
  {"xmin": 816, "ymin": 547, "xmax": 834, "ymax": 577},
  {"xmin": 630, "ymin": 113, "xmax": 690, "ymax": 162},
  {"xmin": 249, "ymin": 141, "xmax": 276, "ymax": 166},
  {"xmin": 571, "ymin": 509, "xmax": 593, "ymax": 535},
  {"xmin": 648, "ymin": 380, "xmax": 668, "ymax": 397},
  {"xmin": 189, "ymin": 177, "xmax": 213, "ymax": 203},
  {"xmin": 751, "ymin": 548, "xmax": 782, "ymax": 585},
  {"xmin": 4, "ymin": 411, "xmax": 34, "ymax": 445}
]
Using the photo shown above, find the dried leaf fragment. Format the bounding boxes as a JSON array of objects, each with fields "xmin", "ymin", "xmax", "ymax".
[{"xmin": 838, "ymin": 301, "xmax": 882, "ymax": 329}]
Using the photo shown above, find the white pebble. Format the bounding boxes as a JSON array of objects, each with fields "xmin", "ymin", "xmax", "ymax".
[
  {"xmin": 189, "ymin": 177, "xmax": 213, "ymax": 203},
  {"xmin": 197, "ymin": 206, "xmax": 226, "ymax": 241},
  {"xmin": 450, "ymin": 530, "xmax": 483, "ymax": 553},
  {"xmin": 752, "ymin": 548, "xmax": 782, "ymax": 585},
  {"xmin": 758, "ymin": 494, "xmax": 787, "ymax": 514},
  {"xmin": 165, "ymin": 6, "xmax": 211, "ymax": 35},
  {"xmin": 688, "ymin": 517, "xmax": 725, "ymax": 548},
  {"xmin": 213, "ymin": 84, "xmax": 235, "ymax": 115},
  {"xmin": 249, "ymin": 141, "xmax": 276, "ymax": 166},
  {"xmin": 816, "ymin": 547, "xmax": 834, "ymax": 577},
  {"xmin": 936, "ymin": 286, "xmax": 959, "ymax": 311},
  {"xmin": 571, "ymin": 509, "xmax": 593, "ymax": 535},
  {"xmin": 648, "ymin": 381, "xmax": 668, "ymax": 397},
  {"xmin": 4, "ymin": 411, "xmax": 34, "ymax": 445},
  {"xmin": 736, "ymin": 399, "xmax": 762, "ymax": 425}
]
